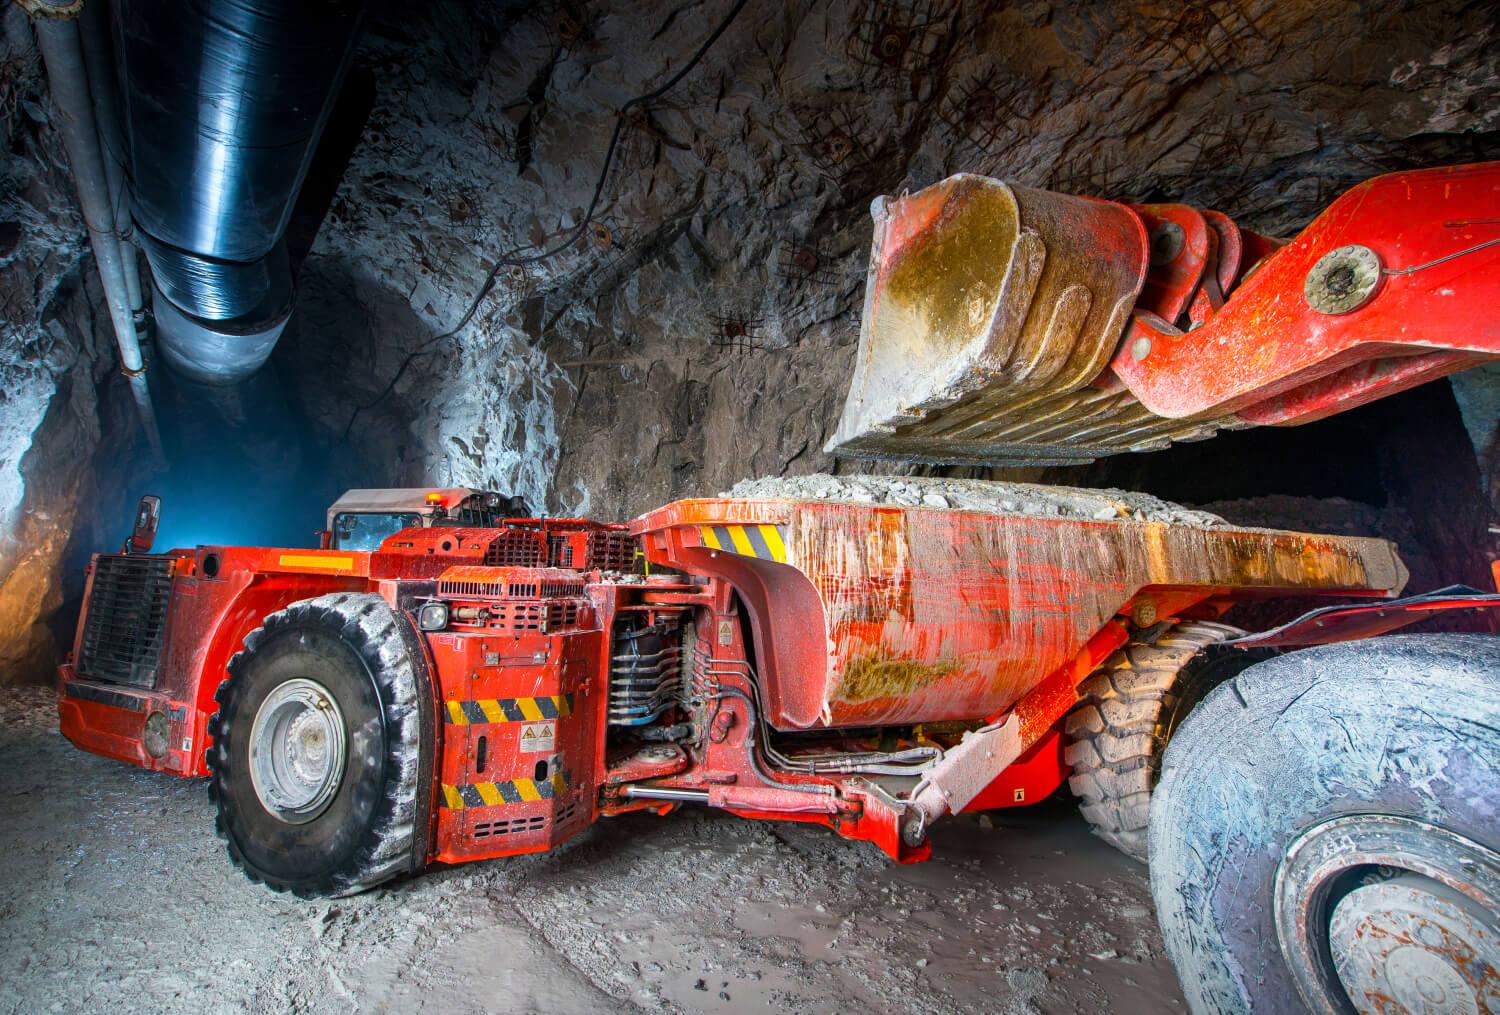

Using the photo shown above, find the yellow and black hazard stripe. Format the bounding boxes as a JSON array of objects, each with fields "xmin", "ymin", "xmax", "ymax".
[
  {"xmin": 441, "ymin": 771, "xmax": 570, "ymax": 809},
  {"xmin": 444, "ymin": 694, "xmax": 573, "ymax": 725},
  {"xmin": 698, "ymin": 523, "xmax": 788, "ymax": 563}
]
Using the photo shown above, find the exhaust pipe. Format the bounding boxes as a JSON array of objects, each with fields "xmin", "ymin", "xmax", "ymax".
[{"xmin": 21, "ymin": 0, "xmax": 162, "ymax": 460}]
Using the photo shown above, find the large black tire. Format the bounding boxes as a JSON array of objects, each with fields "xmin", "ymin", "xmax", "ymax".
[
  {"xmin": 207, "ymin": 592, "xmax": 430, "ymax": 898},
  {"xmin": 1063, "ymin": 620, "xmax": 1256, "ymax": 861},
  {"xmin": 1150, "ymin": 634, "xmax": 1500, "ymax": 1015}
]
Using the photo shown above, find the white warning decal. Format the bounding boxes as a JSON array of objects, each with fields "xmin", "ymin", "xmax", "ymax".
[{"xmin": 519, "ymin": 721, "xmax": 555, "ymax": 753}]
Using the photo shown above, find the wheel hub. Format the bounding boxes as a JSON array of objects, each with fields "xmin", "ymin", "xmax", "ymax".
[
  {"xmin": 1274, "ymin": 814, "xmax": 1500, "ymax": 1015},
  {"xmin": 1329, "ymin": 874, "xmax": 1496, "ymax": 1014},
  {"xmin": 247, "ymin": 677, "xmax": 347, "ymax": 824}
]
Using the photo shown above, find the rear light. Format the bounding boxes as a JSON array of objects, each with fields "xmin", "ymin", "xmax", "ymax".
[
  {"xmin": 417, "ymin": 601, "xmax": 449, "ymax": 632},
  {"xmin": 143, "ymin": 712, "xmax": 169, "ymax": 759}
]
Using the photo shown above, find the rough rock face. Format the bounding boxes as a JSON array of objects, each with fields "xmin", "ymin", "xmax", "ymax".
[
  {"xmin": 282, "ymin": 0, "xmax": 1500, "ymax": 523},
  {"xmin": 2, "ymin": 0, "xmax": 1498, "ymax": 682},
  {"xmin": 0, "ymin": 9, "xmax": 142, "ymax": 683}
]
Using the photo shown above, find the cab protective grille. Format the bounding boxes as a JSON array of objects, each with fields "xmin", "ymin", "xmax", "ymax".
[{"xmin": 77, "ymin": 554, "xmax": 174, "ymax": 687}]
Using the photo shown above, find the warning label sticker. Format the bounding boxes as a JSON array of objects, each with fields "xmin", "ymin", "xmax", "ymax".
[{"xmin": 519, "ymin": 722, "xmax": 555, "ymax": 753}]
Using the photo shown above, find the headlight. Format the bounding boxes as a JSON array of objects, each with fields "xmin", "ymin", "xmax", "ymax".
[{"xmin": 417, "ymin": 601, "xmax": 449, "ymax": 632}]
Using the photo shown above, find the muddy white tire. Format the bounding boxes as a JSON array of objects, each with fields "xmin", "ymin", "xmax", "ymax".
[
  {"xmin": 1149, "ymin": 635, "xmax": 1500, "ymax": 1015},
  {"xmin": 207, "ymin": 592, "xmax": 431, "ymax": 898},
  {"xmin": 1064, "ymin": 621, "xmax": 1256, "ymax": 861}
]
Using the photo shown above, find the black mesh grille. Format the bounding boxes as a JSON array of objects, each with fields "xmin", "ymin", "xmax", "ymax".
[
  {"xmin": 77, "ymin": 554, "xmax": 175, "ymax": 687},
  {"xmin": 587, "ymin": 530, "xmax": 636, "ymax": 571},
  {"xmin": 484, "ymin": 530, "xmax": 545, "ymax": 567}
]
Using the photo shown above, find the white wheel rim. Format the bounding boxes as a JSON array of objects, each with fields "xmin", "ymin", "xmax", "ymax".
[
  {"xmin": 247, "ymin": 677, "xmax": 347, "ymax": 824},
  {"xmin": 1274, "ymin": 814, "xmax": 1500, "ymax": 1014}
]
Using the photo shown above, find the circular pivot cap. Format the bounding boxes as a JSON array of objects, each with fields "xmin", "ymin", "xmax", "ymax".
[
  {"xmin": 1149, "ymin": 222, "xmax": 1185, "ymax": 266},
  {"xmin": 1304, "ymin": 244, "xmax": 1382, "ymax": 314}
]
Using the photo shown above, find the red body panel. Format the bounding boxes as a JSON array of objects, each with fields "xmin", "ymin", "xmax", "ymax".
[
  {"xmin": 631, "ymin": 498, "xmax": 1405, "ymax": 729},
  {"xmin": 424, "ymin": 617, "xmax": 603, "ymax": 864},
  {"xmin": 59, "ymin": 546, "xmax": 368, "ymax": 775}
]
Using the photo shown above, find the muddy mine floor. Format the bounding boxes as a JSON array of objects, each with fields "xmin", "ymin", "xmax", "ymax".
[{"xmin": 0, "ymin": 687, "xmax": 1185, "ymax": 1014}]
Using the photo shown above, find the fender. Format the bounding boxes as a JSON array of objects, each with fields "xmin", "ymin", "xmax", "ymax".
[{"xmin": 1228, "ymin": 585, "xmax": 1500, "ymax": 650}]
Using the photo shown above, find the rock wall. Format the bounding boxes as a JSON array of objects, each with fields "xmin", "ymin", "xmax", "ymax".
[
  {"xmin": 0, "ymin": 8, "xmax": 145, "ymax": 684},
  {"xmin": 1, "ymin": 0, "xmax": 1497, "ymax": 682},
  {"xmin": 281, "ymin": 0, "xmax": 1498, "ymax": 524}
]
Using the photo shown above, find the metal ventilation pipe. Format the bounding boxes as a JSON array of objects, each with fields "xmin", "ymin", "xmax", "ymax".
[
  {"xmin": 113, "ymin": 0, "xmax": 368, "ymax": 385},
  {"xmin": 76, "ymin": 0, "xmax": 140, "ymax": 314},
  {"xmin": 21, "ymin": 0, "xmax": 162, "ymax": 459}
]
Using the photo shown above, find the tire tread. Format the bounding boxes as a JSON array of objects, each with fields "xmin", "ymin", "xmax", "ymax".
[
  {"xmin": 1064, "ymin": 620, "xmax": 1243, "ymax": 862},
  {"xmin": 206, "ymin": 592, "xmax": 425, "ymax": 898}
]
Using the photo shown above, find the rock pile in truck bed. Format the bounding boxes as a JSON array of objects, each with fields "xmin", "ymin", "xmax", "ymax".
[{"xmin": 724, "ymin": 474, "xmax": 1227, "ymax": 527}]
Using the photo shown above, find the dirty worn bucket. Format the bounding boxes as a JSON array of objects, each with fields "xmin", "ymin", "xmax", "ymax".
[{"xmin": 826, "ymin": 174, "xmax": 1154, "ymax": 465}]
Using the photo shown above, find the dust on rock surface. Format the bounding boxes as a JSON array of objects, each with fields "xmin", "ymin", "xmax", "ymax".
[
  {"xmin": 0, "ymin": 686, "xmax": 1183, "ymax": 1013},
  {"xmin": 725, "ymin": 473, "xmax": 1225, "ymax": 527}
]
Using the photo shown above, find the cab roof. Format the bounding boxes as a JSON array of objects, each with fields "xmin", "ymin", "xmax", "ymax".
[{"xmin": 326, "ymin": 488, "xmax": 477, "ymax": 526}]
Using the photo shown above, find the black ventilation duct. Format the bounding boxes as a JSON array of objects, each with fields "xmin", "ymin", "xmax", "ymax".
[{"xmin": 113, "ymin": 0, "xmax": 368, "ymax": 384}]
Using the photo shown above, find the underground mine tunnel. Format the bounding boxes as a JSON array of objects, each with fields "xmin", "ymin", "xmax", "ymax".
[{"xmin": 1, "ymin": 0, "xmax": 1498, "ymax": 1011}]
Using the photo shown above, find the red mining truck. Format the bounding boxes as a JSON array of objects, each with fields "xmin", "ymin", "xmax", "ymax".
[
  {"xmin": 58, "ymin": 163, "xmax": 1500, "ymax": 1015},
  {"xmin": 62, "ymin": 485, "xmax": 1410, "ymax": 867}
]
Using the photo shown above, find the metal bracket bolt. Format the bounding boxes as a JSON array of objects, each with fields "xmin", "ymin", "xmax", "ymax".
[{"xmin": 1304, "ymin": 244, "xmax": 1382, "ymax": 315}]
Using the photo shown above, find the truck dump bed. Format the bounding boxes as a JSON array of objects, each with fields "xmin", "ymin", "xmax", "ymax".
[{"xmin": 632, "ymin": 477, "xmax": 1406, "ymax": 729}]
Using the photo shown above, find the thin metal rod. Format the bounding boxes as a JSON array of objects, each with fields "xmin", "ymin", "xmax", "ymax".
[
  {"xmin": 1382, "ymin": 238, "xmax": 1500, "ymax": 277},
  {"xmin": 27, "ymin": 1, "xmax": 163, "ymax": 461},
  {"xmin": 619, "ymin": 786, "xmax": 709, "ymax": 803}
]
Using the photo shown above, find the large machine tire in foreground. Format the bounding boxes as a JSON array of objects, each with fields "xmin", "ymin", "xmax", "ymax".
[
  {"xmin": 1149, "ymin": 635, "xmax": 1500, "ymax": 1014},
  {"xmin": 1063, "ymin": 620, "xmax": 1259, "ymax": 862},
  {"xmin": 208, "ymin": 593, "xmax": 428, "ymax": 897}
]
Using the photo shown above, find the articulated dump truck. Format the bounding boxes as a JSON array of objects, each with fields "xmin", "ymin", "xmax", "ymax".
[
  {"xmin": 59, "ymin": 164, "xmax": 1500, "ymax": 1015},
  {"xmin": 63, "ymin": 482, "xmax": 1403, "ymax": 874}
]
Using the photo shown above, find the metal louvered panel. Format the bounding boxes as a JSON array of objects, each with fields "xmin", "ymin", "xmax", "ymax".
[
  {"xmin": 77, "ymin": 554, "xmax": 175, "ymax": 687},
  {"xmin": 586, "ymin": 530, "xmax": 635, "ymax": 572}
]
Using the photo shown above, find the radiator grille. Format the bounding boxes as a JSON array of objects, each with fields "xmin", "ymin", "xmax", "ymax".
[
  {"xmin": 437, "ymin": 577, "xmax": 587, "ymax": 599},
  {"xmin": 472, "ymin": 813, "xmax": 546, "ymax": 839},
  {"xmin": 77, "ymin": 554, "xmax": 175, "ymax": 687},
  {"xmin": 483, "ymin": 525, "xmax": 636, "ymax": 572},
  {"xmin": 472, "ymin": 801, "xmax": 580, "ymax": 840},
  {"xmin": 484, "ymin": 530, "xmax": 545, "ymax": 567},
  {"xmin": 486, "ymin": 601, "xmax": 584, "ymax": 631},
  {"xmin": 587, "ymin": 530, "xmax": 635, "ymax": 571}
]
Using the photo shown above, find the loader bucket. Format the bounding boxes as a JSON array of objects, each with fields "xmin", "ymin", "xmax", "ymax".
[
  {"xmin": 829, "ymin": 164, "xmax": 1500, "ymax": 465},
  {"xmin": 827, "ymin": 174, "xmax": 1153, "ymax": 465}
]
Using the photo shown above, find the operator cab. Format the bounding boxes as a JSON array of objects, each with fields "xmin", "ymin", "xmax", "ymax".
[{"xmin": 325, "ymin": 488, "xmax": 531, "ymax": 550}]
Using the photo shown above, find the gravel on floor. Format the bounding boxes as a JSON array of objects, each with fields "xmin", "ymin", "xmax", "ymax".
[{"xmin": 0, "ymin": 686, "xmax": 1185, "ymax": 1014}]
